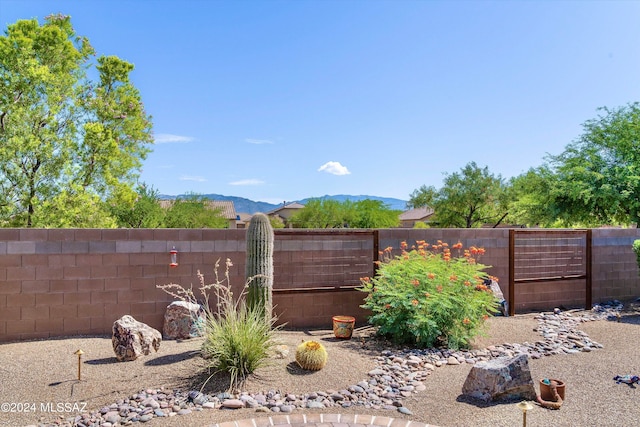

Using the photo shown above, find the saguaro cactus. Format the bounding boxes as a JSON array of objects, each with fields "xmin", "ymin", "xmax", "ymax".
[{"xmin": 245, "ymin": 213, "xmax": 274, "ymax": 323}]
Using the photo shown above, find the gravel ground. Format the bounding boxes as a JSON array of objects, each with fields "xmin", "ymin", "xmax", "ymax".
[{"xmin": 1, "ymin": 309, "xmax": 639, "ymax": 427}]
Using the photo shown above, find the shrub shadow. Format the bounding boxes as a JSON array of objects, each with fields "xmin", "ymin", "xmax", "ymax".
[
  {"xmin": 144, "ymin": 350, "xmax": 200, "ymax": 366},
  {"xmin": 285, "ymin": 361, "xmax": 318, "ymax": 376},
  {"xmin": 611, "ymin": 314, "xmax": 640, "ymax": 325}
]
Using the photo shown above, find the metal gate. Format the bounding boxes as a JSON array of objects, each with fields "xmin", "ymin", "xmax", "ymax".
[{"xmin": 508, "ymin": 229, "xmax": 592, "ymax": 315}]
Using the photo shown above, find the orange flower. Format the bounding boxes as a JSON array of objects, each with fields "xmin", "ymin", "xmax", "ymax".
[
  {"xmin": 470, "ymin": 246, "xmax": 479, "ymax": 255},
  {"xmin": 424, "ymin": 292, "xmax": 430, "ymax": 298},
  {"xmin": 360, "ymin": 277, "xmax": 370, "ymax": 283},
  {"xmin": 452, "ymin": 242, "xmax": 463, "ymax": 250},
  {"xmin": 411, "ymin": 279, "xmax": 420, "ymax": 287},
  {"xmin": 385, "ymin": 303, "xmax": 392, "ymax": 309},
  {"xmin": 436, "ymin": 285, "xmax": 443, "ymax": 293},
  {"xmin": 411, "ymin": 299, "xmax": 419, "ymax": 306},
  {"xmin": 400, "ymin": 241, "xmax": 408, "ymax": 250},
  {"xmin": 463, "ymin": 318, "xmax": 470, "ymax": 325},
  {"xmin": 477, "ymin": 248, "xmax": 486, "ymax": 255},
  {"xmin": 449, "ymin": 274, "xmax": 458, "ymax": 282},
  {"xmin": 378, "ymin": 250, "xmax": 384, "ymax": 255},
  {"xmin": 482, "ymin": 314, "xmax": 489, "ymax": 320},
  {"xmin": 475, "ymin": 284, "xmax": 488, "ymax": 291},
  {"xmin": 427, "ymin": 272, "xmax": 436, "ymax": 280},
  {"xmin": 464, "ymin": 250, "xmax": 470, "ymax": 258},
  {"xmin": 384, "ymin": 246, "xmax": 393, "ymax": 253},
  {"xmin": 464, "ymin": 280, "xmax": 471, "ymax": 287}
]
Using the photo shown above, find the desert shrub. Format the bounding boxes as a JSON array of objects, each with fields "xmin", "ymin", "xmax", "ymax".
[
  {"xmin": 158, "ymin": 259, "xmax": 280, "ymax": 392},
  {"xmin": 633, "ymin": 240, "xmax": 640, "ymax": 275},
  {"xmin": 360, "ymin": 240, "xmax": 498, "ymax": 349}
]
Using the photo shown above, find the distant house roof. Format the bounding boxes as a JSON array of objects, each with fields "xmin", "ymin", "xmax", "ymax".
[
  {"xmin": 159, "ymin": 200, "xmax": 237, "ymax": 220},
  {"xmin": 237, "ymin": 212, "xmax": 254, "ymax": 223},
  {"xmin": 399, "ymin": 207, "xmax": 434, "ymax": 221},
  {"xmin": 267, "ymin": 202, "xmax": 305, "ymax": 215}
]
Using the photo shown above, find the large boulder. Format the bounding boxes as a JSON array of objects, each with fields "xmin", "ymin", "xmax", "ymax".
[
  {"xmin": 112, "ymin": 315, "xmax": 162, "ymax": 361},
  {"xmin": 462, "ymin": 354, "xmax": 536, "ymax": 402},
  {"xmin": 163, "ymin": 301, "xmax": 205, "ymax": 340}
]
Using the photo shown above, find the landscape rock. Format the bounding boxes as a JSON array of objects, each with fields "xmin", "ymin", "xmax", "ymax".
[
  {"xmin": 112, "ymin": 315, "xmax": 162, "ymax": 362},
  {"xmin": 163, "ymin": 301, "xmax": 204, "ymax": 339},
  {"xmin": 461, "ymin": 354, "xmax": 536, "ymax": 402}
]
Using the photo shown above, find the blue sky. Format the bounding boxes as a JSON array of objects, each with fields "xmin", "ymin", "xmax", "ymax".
[{"xmin": 2, "ymin": 1, "xmax": 639, "ymax": 204}]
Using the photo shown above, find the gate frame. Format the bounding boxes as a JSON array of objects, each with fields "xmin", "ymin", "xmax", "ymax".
[{"xmin": 508, "ymin": 229, "xmax": 592, "ymax": 315}]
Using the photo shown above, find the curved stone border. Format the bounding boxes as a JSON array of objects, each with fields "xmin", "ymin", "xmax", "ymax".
[{"xmin": 208, "ymin": 413, "xmax": 438, "ymax": 427}]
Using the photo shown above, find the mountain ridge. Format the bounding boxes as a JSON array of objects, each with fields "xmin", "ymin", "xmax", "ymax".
[{"xmin": 159, "ymin": 193, "xmax": 408, "ymax": 214}]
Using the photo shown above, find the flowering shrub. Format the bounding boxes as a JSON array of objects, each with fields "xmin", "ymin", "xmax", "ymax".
[{"xmin": 360, "ymin": 240, "xmax": 499, "ymax": 349}]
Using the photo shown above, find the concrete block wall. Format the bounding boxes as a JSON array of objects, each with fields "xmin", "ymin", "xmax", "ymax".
[
  {"xmin": 591, "ymin": 228, "xmax": 640, "ymax": 301},
  {"xmin": 2, "ymin": 227, "xmax": 640, "ymax": 343},
  {"xmin": 0, "ymin": 229, "xmax": 247, "ymax": 342},
  {"xmin": 272, "ymin": 230, "xmax": 374, "ymax": 329}
]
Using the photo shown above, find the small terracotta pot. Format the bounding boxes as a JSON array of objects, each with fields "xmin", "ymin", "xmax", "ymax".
[
  {"xmin": 332, "ymin": 315, "xmax": 355, "ymax": 339},
  {"xmin": 539, "ymin": 378, "xmax": 566, "ymax": 401}
]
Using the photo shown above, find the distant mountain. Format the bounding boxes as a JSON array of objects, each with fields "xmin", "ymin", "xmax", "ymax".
[{"xmin": 160, "ymin": 193, "xmax": 408, "ymax": 214}]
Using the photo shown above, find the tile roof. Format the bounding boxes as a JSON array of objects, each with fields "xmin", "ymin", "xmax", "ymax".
[
  {"xmin": 158, "ymin": 200, "xmax": 237, "ymax": 220},
  {"xmin": 399, "ymin": 206, "xmax": 434, "ymax": 221},
  {"xmin": 267, "ymin": 202, "xmax": 305, "ymax": 214}
]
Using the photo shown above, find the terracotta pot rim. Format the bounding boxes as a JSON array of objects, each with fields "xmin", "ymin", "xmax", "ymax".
[
  {"xmin": 540, "ymin": 378, "xmax": 565, "ymax": 386},
  {"xmin": 332, "ymin": 315, "xmax": 356, "ymax": 322}
]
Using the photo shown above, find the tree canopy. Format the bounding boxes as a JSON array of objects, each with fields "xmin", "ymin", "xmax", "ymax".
[
  {"xmin": 162, "ymin": 194, "xmax": 228, "ymax": 229},
  {"xmin": 408, "ymin": 162, "xmax": 509, "ymax": 228},
  {"xmin": 545, "ymin": 103, "xmax": 640, "ymax": 227},
  {"xmin": 289, "ymin": 199, "xmax": 400, "ymax": 228},
  {"xmin": 0, "ymin": 15, "xmax": 153, "ymax": 227}
]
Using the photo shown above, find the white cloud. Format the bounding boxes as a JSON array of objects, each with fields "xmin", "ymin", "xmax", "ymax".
[
  {"xmin": 229, "ymin": 179, "xmax": 265, "ymax": 186},
  {"xmin": 245, "ymin": 138, "xmax": 273, "ymax": 145},
  {"xmin": 155, "ymin": 133, "xmax": 194, "ymax": 144},
  {"xmin": 318, "ymin": 161, "xmax": 351, "ymax": 176},
  {"xmin": 179, "ymin": 175, "xmax": 207, "ymax": 182}
]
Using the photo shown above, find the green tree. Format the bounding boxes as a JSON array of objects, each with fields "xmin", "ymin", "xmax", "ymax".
[
  {"xmin": 546, "ymin": 103, "xmax": 640, "ymax": 226},
  {"xmin": 162, "ymin": 194, "xmax": 228, "ymax": 228},
  {"xmin": 35, "ymin": 184, "xmax": 117, "ymax": 228},
  {"xmin": 351, "ymin": 199, "xmax": 400, "ymax": 228},
  {"xmin": 109, "ymin": 184, "xmax": 165, "ymax": 228},
  {"xmin": 507, "ymin": 166, "xmax": 565, "ymax": 227},
  {"xmin": 268, "ymin": 215, "xmax": 285, "ymax": 229},
  {"xmin": 290, "ymin": 198, "xmax": 399, "ymax": 228},
  {"xmin": 0, "ymin": 15, "xmax": 152, "ymax": 227},
  {"xmin": 289, "ymin": 199, "xmax": 351, "ymax": 228},
  {"xmin": 407, "ymin": 185, "xmax": 435, "ymax": 209},
  {"xmin": 409, "ymin": 162, "xmax": 509, "ymax": 228}
]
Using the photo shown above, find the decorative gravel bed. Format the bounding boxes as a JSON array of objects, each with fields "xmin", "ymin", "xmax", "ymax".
[{"xmin": 2, "ymin": 300, "xmax": 639, "ymax": 427}]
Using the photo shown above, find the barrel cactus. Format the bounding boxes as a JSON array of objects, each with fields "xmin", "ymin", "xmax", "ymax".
[
  {"xmin": 295, "ymin": 340, "xmax": 328, "ymax": 371},
  {"xmin": 245, "ymin": 213, "xmax": 274, "ymax": 323}
]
